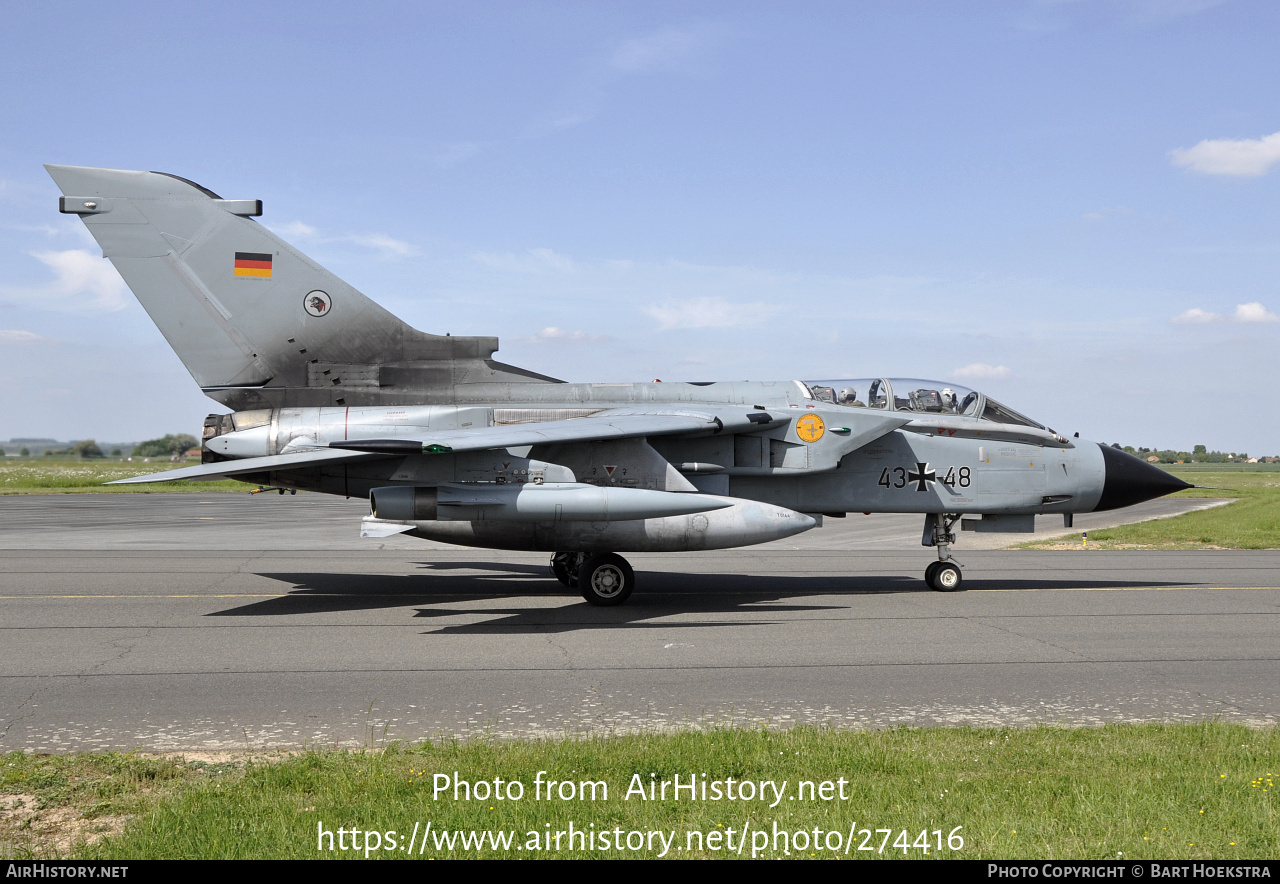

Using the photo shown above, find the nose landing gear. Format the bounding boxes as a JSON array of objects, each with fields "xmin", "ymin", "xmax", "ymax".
[
  {"xmin": 926, "ymin": 559, "xmax": 963, "ymax": 591},
  {"xmin": 923, "ymin": 514, "xmax": 963, "ymax": 592}
]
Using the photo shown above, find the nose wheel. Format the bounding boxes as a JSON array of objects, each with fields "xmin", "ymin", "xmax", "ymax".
[
  {"xmin": 923, "ymin": 513, "xmax": 964, "ymax": 592},
  {"xmin": 926, "ymin": 560, "xmax": 963, "ymax": 591}
]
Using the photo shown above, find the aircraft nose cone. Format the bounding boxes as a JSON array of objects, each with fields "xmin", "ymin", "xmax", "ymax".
[{"xmin": 1093, "ymin": 443, "xmax": 1193, "ymax": 511}]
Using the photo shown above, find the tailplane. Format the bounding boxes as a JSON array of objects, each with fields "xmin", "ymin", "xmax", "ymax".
[{"xmin": 46, "ymin": 164, "xmax": 555, "ymax": 409}]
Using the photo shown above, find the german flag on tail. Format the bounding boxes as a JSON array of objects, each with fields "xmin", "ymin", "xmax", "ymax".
[{"xmin": 234, "ymin": 252, "xmax": 272, "ymax": 278}]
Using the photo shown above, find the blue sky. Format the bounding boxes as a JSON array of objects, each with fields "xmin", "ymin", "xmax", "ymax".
[{"xmin": 2, "ymin": 1, "xmax": 1278, "ymax": 453}]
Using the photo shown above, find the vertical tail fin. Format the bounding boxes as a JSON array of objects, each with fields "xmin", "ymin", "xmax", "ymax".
[{"xmin": 45, "ymin": 164, "xmax": 553, "ymax": 409}]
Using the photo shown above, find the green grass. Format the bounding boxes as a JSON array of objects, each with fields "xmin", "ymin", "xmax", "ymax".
[
  {"xmin": 3, "ymin": 724, "xmax": 1276, "ymax": 859},
  {"xmin": 1022, "ymin": 467, "xmax": 1280, "ymax": 550},
  {"xmin": 0, "ymin": 459, "xmax": 238, "ymax": 494}
]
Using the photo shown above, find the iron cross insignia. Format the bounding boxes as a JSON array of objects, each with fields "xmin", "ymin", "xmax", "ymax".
[{"xmin": 907, "ymin": 462, "xmax": 936, "ymax": 491}]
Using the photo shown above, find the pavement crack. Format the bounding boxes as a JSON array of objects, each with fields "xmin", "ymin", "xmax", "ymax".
[
  {"xmin": 903, "ymin": 590, "xmax": 1094, "ymax": 661},
  {"xmin": 1015, "ymin": 627, "xmax": 1091, "ymax": 660},
  {"xmin": 3, "ymin": 689, "xmax": 39, "ymax": 737},
  {"xmin": 962, "ymin": 614, "xmax": 1093, "ymax": 662},
  {"xmin": 78, "ymin": 629, "xmax": 149, "ymax": 679},
  {"xmin": 544, "ymin": 630, "xmax": 576, "ymax": 672},
  {"xmin": 218, "ymin": 551, "xmax": 273, "ymax": 589}
]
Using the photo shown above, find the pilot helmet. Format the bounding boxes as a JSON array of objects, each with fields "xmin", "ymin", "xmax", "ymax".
[
  {"xmin": 839, "ymin": 387, "xmax": 857, "ymax": 403},
  {"xmin": 940, "ymin": 388, "xmax": 956, "ymax": 408}
]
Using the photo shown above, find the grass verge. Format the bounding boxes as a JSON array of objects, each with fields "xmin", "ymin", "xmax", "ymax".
[
  {"xmin": 2, "ymin": 724, "xmax": 1276, "ymax": 859},
  {"xmin": 1021, "ymin": 467, "xmax": 1280, "ymax": 550},
  {"xmin": 0, "ymin": 460, "xmax": 237, "ymax": 494}
]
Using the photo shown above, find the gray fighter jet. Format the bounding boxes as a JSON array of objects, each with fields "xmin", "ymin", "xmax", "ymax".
[{"xmin": 46, "ymin": 164, "xmax": 1190, "ymax": 604}]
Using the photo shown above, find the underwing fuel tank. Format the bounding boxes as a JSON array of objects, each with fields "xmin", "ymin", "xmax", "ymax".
[
  {"xmin": 362, "ymin": 485, "xmax": 817, "ymax": 552},
  {"xmin": 369, "ymin": 483, "xmax": 730, "ymax": 522}
]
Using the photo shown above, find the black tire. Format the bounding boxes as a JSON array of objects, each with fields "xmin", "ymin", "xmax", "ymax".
[
  {"xmin": 578, "ymin": 553, "xmax": 635, "ymax": 606},
  {"xmin": 925, "ymin": 561, "xmax": 942, "ymax": 588},
  {"xmin": 550, "ymin": 552, "xmax": 582, "ymax": 588},
  {"xmin": 933, "ymin": 562, "xmax": 963, "ymax": 592}
]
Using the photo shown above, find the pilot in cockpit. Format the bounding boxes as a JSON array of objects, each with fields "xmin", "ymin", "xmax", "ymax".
[
  {"xmin": 839, "ymin": 387, "xmax": 865, "ymax": 407},
  {"xmin": 940, "ymin": 388, "xmax": 957, "ymax": 413}
]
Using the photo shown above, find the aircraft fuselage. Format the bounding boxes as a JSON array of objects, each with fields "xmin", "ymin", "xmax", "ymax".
[{"xmin": 203, "ymin": 378, "xmax": 1111, "ymax": 536}]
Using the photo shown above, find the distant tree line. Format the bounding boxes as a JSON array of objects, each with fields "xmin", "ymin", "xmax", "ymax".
[
  {"xmin": 1117, "ymin": 444, "xmax": 1264, "ymax": 463},
  {"xmin": 131, "ymin": 434, "xmax": 199, "ymax": 458},
  {"xmin": 25, "ymin": 440, "xmax": 112, "ymax": 459},
  {"xmin": 1, "ymin": 434, "xmax": 197, "ymax": 459}
]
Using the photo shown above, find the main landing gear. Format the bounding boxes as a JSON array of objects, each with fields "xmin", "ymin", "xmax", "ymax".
[
  {"xmin": 923, "ymin": 514, "xmax": 963, "ymax": 592},
  {"xmin": 550, "ymin": 552, "xmax": 636, "ymax": 606}
]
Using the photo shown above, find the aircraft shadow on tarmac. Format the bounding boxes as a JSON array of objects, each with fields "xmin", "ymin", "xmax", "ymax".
[{"xmin": 202, "ymin": 562, "xmax": 1189, "ymax": 634}]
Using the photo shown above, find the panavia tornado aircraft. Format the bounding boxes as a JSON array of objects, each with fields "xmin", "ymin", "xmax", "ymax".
[{"xmin": 46, "ymin": 164, "xmax": 1191, "ymax": 605}]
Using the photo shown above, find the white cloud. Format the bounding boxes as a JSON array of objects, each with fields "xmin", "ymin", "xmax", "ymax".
[
  {"xmin": 1233, "ymin": 301, "xmax": 1279, "ymax": 323},
  {"xmin": 11, "ymin": 250, "xmax": 131, "ymax": 312},
  {"xmin": 953, "ymin": 363, "xmax": 1013, "ymax": 380},
  {"xmin": 341, "ymin": 233, "xmax": 418, "ymax": 259},
  {"xmin": 472, "ymin": 248, "xmax": 576, "ymax": 274},
  {"xmin": 5, "ymin": 222, "xmax": 61, "ymax": 237},
  {"xmin": 524, "ymin": 112, "xmax": 595, "ymax": 138},
  {"xmin": 1169, "ymin": 131, "xmax": 1280, "ymax": 176},
  {"xmin": 1171, "ymin": 307, "xmax": 1220, "ymax": 324},
  {"xmin": 265, "ymin": 222, "xmax": 416, "ymax": 259},
  {"xmin": 645, "ymin": 297, "xmax": 779, "ymax": 330},
  {"xmin": 514, "ymin": 326, "xmax": 608, "ymax": 345},
  {"xmin": 1016, "ymin": 0, "xmax": 1227, "ymax": 35},
  {"xmin": 1119, "ymin": 0, "xmax": 1228, "ymax": 21},
  {"xmin": 427, "ymin": 141, "xmax": 491, "ymax": 168},
  {"xmin": 611, "ymin": 30, "xmax": 699, "ymax": 73},
  {"xmin": 1082, "ymin": 205, "xmax": 1130, "ymax": 221},
  {"xmin": 1171, "ymin": 302, "xmax": 1278, "ymax": 324},
  {"xmin": 0, "ymin": 329, "xmax": 56, "ymax": 345},
  {"xmin": 526, "ymin": 248, "xmax": 574, "ymax": 272},
  {"xmin": 518, "ymin": 26, "xmax": 720, "ymax": 140},
  {"xmin": 269, "ymin": 221, "xmax": 318, "ymax": 239}
]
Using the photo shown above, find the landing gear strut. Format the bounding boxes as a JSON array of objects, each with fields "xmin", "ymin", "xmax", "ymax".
[
  {"xmin": 923, "ymin": 513, "xmax": 963, "ymax": 592},
  {"xmin": 549, "ymin": 552, "xmax": 584, "ymax": 588}
]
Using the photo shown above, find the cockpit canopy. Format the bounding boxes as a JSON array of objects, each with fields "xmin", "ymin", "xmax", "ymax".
[{"xmin": 802, "ymin": 377, "xmax": 1045, "ymax": 429}]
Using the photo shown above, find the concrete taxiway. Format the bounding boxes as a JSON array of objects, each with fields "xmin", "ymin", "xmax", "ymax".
[
  {"xmin": 0, "ymin": 491, "xmax": 1231, "ymax": 551},
  {"xmin": 1, "ymin": 493, "xmax": 1276, "ymax": 751}
]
